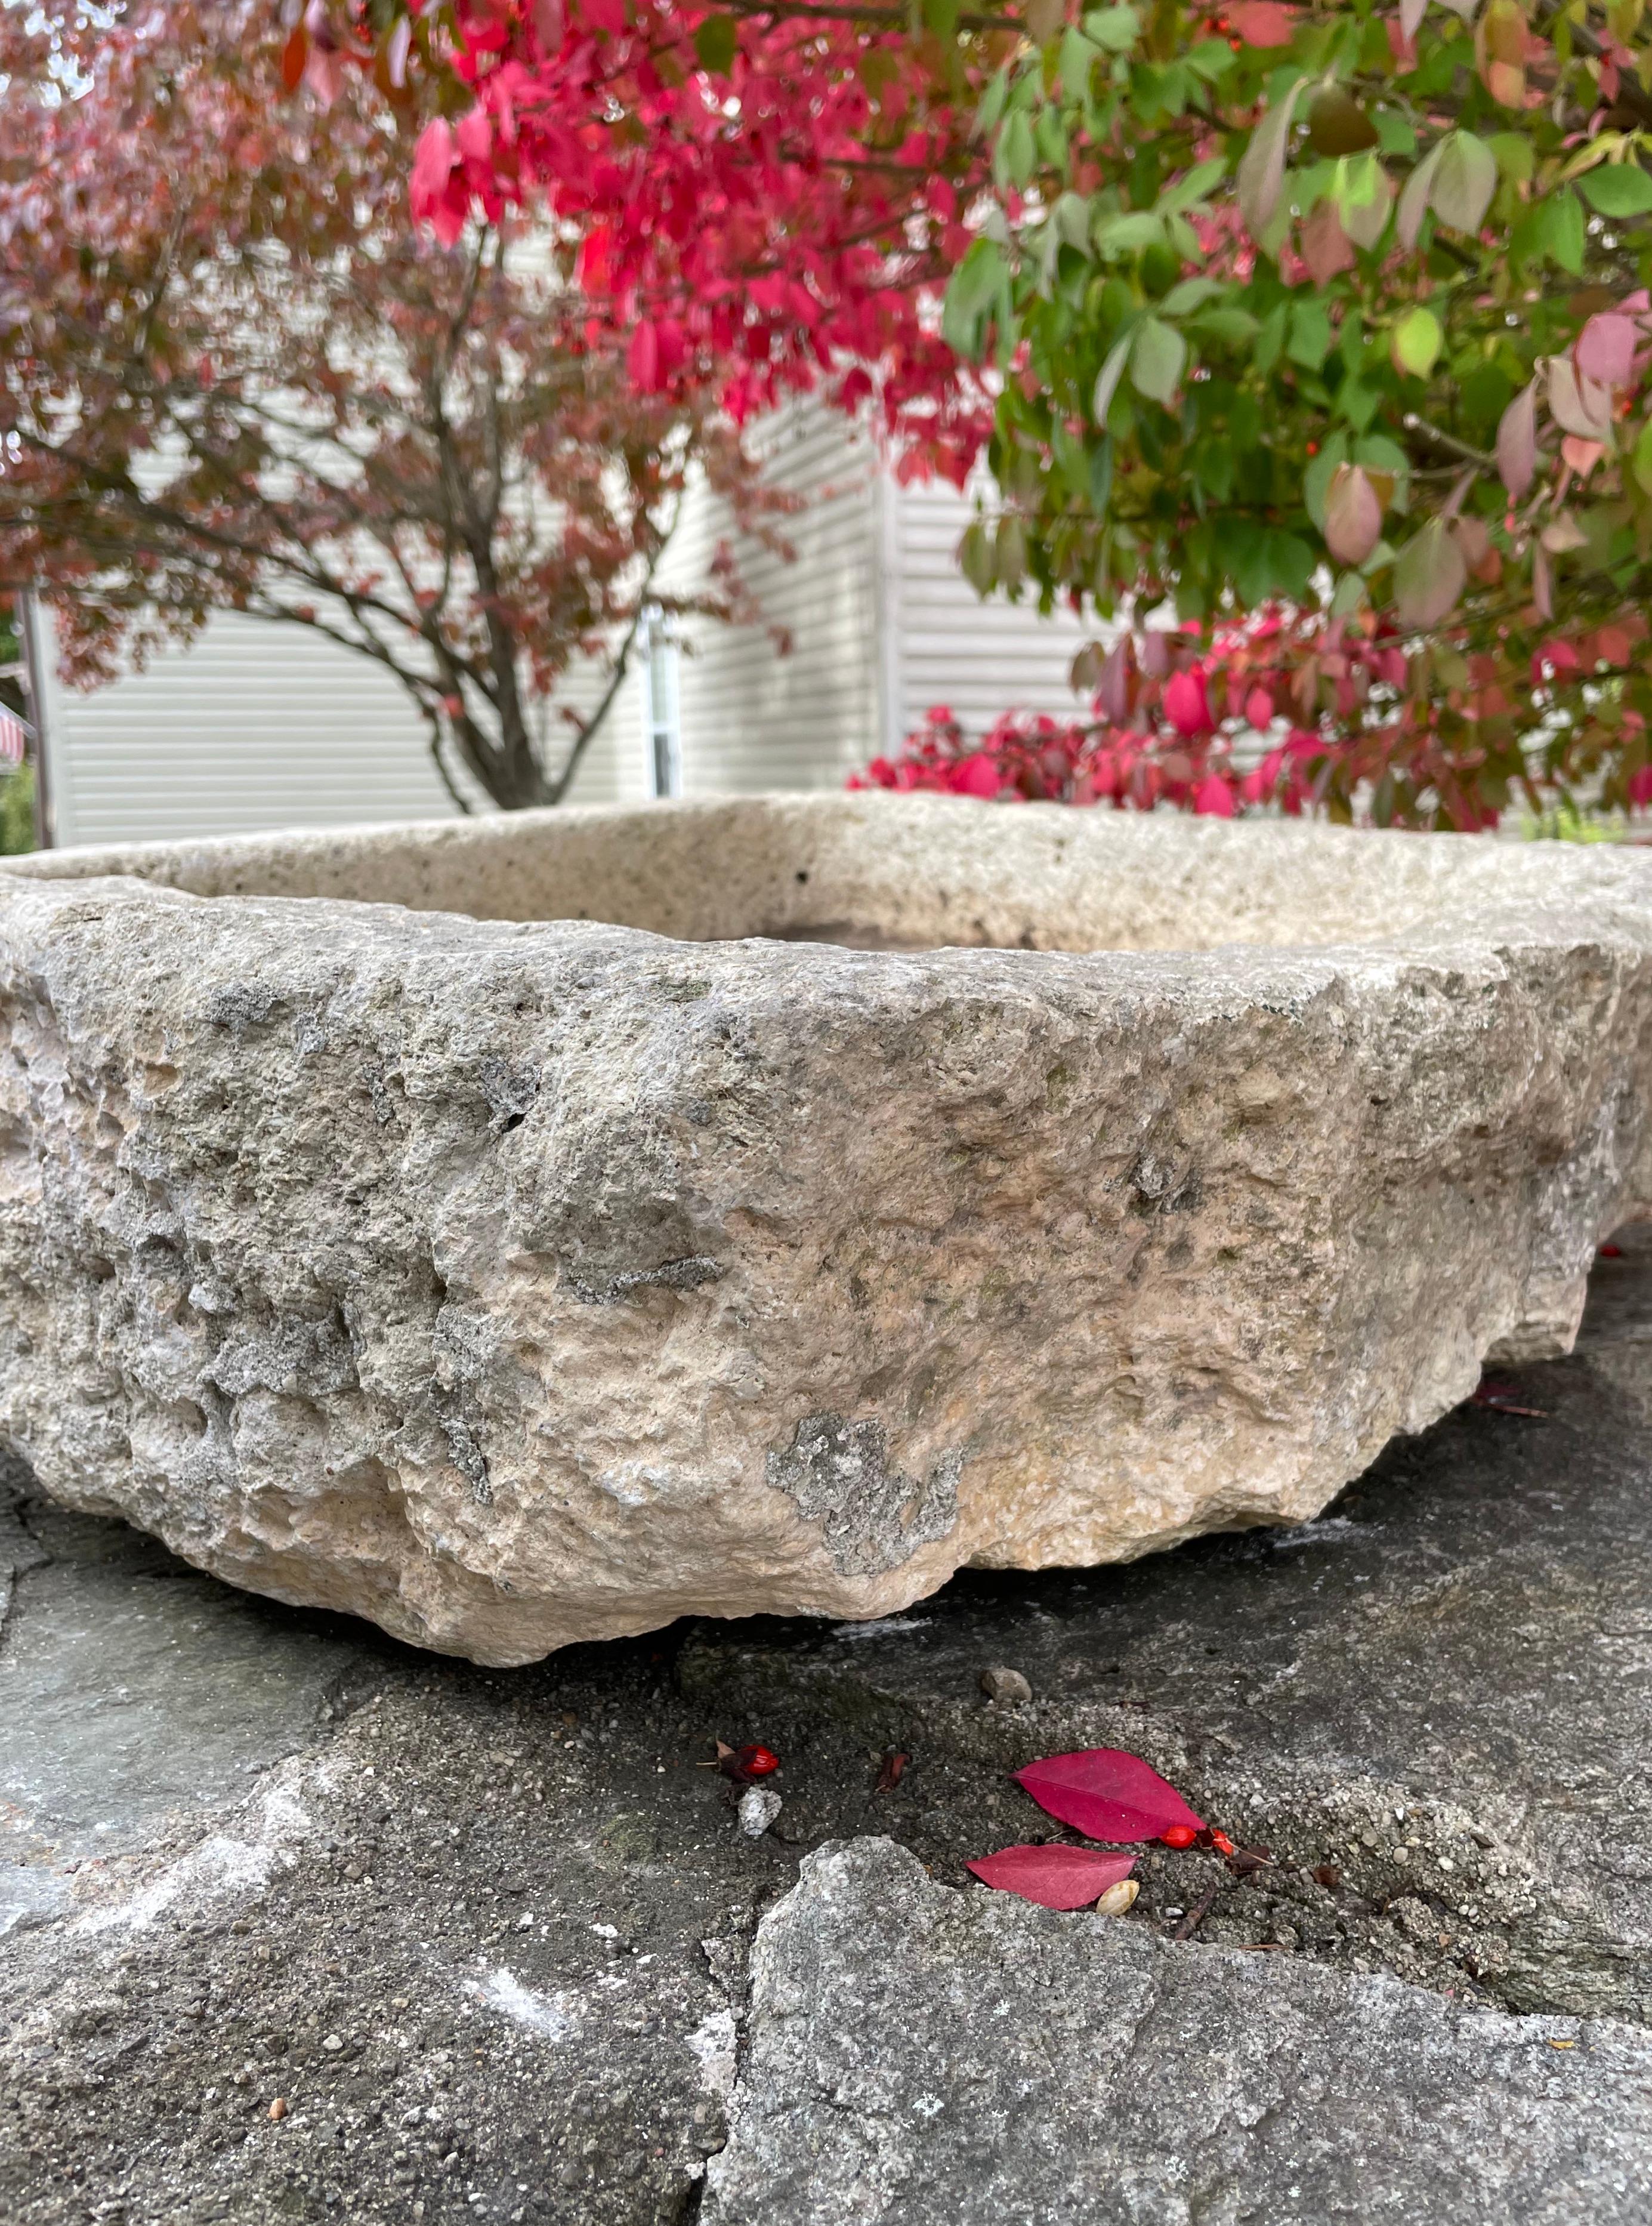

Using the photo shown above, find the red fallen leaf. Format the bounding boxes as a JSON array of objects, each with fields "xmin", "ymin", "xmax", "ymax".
[
  {"xmin": 966, "ymin": 1843, "xmax": 1138, "ymax": 1911},
  {"xmin": 1015, "ymin": 1749, "xmax": 1205, "ymax": 1843},
  {"xmin": 875, "ymin": 1750, "xmax": 909, "ymax": 1793},
  {"xmin": 1599, "ymin": 1242, "xmax": 1625, "ymax": 1259}
]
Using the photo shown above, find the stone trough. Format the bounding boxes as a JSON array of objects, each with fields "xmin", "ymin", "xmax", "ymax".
[{"xmin": 1, "ymin": 794, "xmax": 1649, "ymax": 1665}]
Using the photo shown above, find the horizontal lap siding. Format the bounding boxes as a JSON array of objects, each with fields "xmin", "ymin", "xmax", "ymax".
[
  {"xmin": 887, "ymin": 473, "xmax": 1093, "ymax": 745},
  {"xmin": 653, "ymin": 403, "xmax": 881, "ymax": 795},
  {"xmin": 35, "ymin": 606, "xmax": 635, "ymax": 845}
]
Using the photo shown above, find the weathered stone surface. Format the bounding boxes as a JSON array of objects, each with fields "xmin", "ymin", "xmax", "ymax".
[
  {"xmin": 4, "ymin": 1240, "xmax": 1652, "ymax": 2223},
  {"xmin": 681, "ymin": 1237, "xmax": 1652, "ymax": 2028},
  {"xmin": 4, "ymin": 795, "xmax": 1652, "ymax": 1662},
  {"xmin": 707, "ymin": 1836, "xmax": 1652, "ymax": 2225}
]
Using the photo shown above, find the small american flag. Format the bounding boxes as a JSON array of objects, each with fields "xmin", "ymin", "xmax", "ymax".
[{"xmin": 0, "ymin": 708, "xmax": 28, "ymax": 768}]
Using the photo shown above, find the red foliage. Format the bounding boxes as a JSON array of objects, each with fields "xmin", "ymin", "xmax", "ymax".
[
  {"xmin": 0, "ymin": 0, "xmax": 781, "ymax": 812},
  {"xmin": 1014, "ymin": 1749, "xmax": 1206, "ymax": 1845},
  {"xmin": 394, "ymin": 0, "xmax": 997, "ymax": 482},
  {"xmin": 965, "ymin": 1843, "xmax": 1137, "ymax": 1912},
  {"xmin": 853, "ymin": 602, "xmax": 1651, "ymax": 831}
]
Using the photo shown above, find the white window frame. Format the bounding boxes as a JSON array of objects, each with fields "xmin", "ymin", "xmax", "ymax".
[{"xmin": 640, "ymin": 606, "xmax": 683, "ymax": 799}]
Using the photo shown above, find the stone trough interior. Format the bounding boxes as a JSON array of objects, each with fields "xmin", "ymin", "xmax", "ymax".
[{"xmin": 4, "ymin": 787, "xmax": 1632, "ymax": 953}]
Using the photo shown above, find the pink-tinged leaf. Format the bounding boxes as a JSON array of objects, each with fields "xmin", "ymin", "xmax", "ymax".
[
  {"xmin": 1396, "ymin": 142, "xmax": 1443, "ymax": 251},
  {"xmin": 1300, "ymin": 200, "xmax": 1354, "ymax": 286},
  {"xmin": 1576, "ymin": 313, "xmax": 1639, "ymax": 390},
  {"xmin": 1496, "ymin": 380, "xmax": 1538, "ymax": 499},
  {"xmin": 1227, "ymin": 1, "xmax": 1298, "ymax": 46},
  {"xmin": 1324, "ymin": 463, "xmax": 1384, "ymax": 566},
  {"xmin": 1548, "ymin": 355, "xmax": 1614, "ymax": 442},
  {"xmin": 1392, "ymin": 515, "xmax": 1466, "ymax": 628},
  {"xmin": 1533, "ymin": 540, "xmax": 1554, "ymax": 619},
  {"xmin": 966, "ymin": 1843, "xmax": 1138, "ymax": 1911},
  {"xmin": 1245, "ymin": 685, "xmax": 1276, "ymax": 729},
  {"xmin": 1097, "ymin": 639, "xmax": 1131, "ymax": 724},
  {"xmin": 1237, "ymin": 76, "xmax": 1308, "ymax": 242},
  {"xmin": 1014, "ymin": 1749, "xmax": 1205, "ymax": 1842},
  {"xmin": 1541, "ymin": 510, "xmax": 1588, "ymax": 553}
]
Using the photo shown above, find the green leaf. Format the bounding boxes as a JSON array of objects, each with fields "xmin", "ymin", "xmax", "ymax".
[
  {"xmin": 1579, "ymin": 164, "xmax": 1652, "ymax": 217},
  {"xmin": 996, "ymin": 109, "xmax": 1037, "ymax": 190},
  {"xmin": 1390, "ymin": 305, "xmax": 1443, "ymax": 379},
  {"xmin": 959, "ymin": 520, "xmax": 997, "ymax": 594},
  {"xmin": 1054, "ymin": 191, "xmax": 1094, "ymax": 254},
  {"xmin": 1634, "ymin": 419, "xmax": 1652, "ymax": 499},
  {"xmin": 1058, "ymin": 24, "xmax": 1100, "ymax": 96},
  {"xmin": 1185, "ymin": 38, "xmax": 1237, "ymax": 82},
  {"xmin": 1486, "ymin": 131, "xmax": 1534, "ymax": 186},
  {"xmin": 1158, "ymin": 158, "xmax": 1227, "ymax": 215},
  {"xmin": 996, "ymin": 514, "xmax": 1029, "ymax": 592},
  {"xmin": 1253, "ymin": 301, "xmax": 1289, "ymax": 377},
  {"xmin": 976, "ymin": 67, "xmax": 1011, "ymax": 138},
  {"xmin": 1130, "ymin": 316, "xmax": 1187, "ymax": 404},
  {"xmin": 1091, "ymin": 331, "xmax": 1134, "ymax": 426},
  {"xmin": 1082, "ymin": 4, "xmax": 1141, "ymax": 51},
  {"xmin": 1094, "ymin": 211, "xmax": 1166, "ymax": 255},
  {"xmin": 1160, "ymin": 276, "xmax": 1222, "ymax": 316},
  {"xmin": 941, "ymin": 239, "xmax": 1006, "ymax": 356},
  {"xmin": 1429, "ymin": 131, "xmax": 1498, "ymax": 234},
  {"xmin": 1191, "ymin": 306, "xmax": 1259, "ymax": 347},
  {"xmin": 1287, "ymin": 300, "xmax": 1333, "ymax": 370},
  {"xmin": 1336, "ymin": 376, "xmax": 1381, "ymax": 432},
  {"xmin": 693, "ymin": 14, "xmax": 736, "ymax": 73},
  {"xmin": 1541, "ymin": 187, "xmax": 1586, "ymax": 274}
]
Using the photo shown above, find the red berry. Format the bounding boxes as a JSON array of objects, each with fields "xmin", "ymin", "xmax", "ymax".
[
  {"xmin": 737, "ymin": 1744, "xmax": 780, "ymax": 1778},
  {"xmin": 1160, "ymin": 1824, "xmax": 1198, "ymax": 1849},
  {"xmin": 1211, "ymin": 1830, "xmax": 1236, "ymax": 1857}
]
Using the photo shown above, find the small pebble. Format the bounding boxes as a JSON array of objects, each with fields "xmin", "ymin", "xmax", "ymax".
[
  {"xmin": 1095, "ymin": 1880, "xmax": 1139, "ymax": 1917},
  {"xmin": 322, "ymin": 2033, "xmax": 344, "ymax": 2053},
  {"xmin": 980, "ymin": 1666, "xmax": 1032, "ymax": 1704},
  {"xmin": 269, "ymin": 2098, "xmax": 289, "ymax": 2122},
  {"xmin": 737, "ymin": 1786, "xmax": 783, "ymax": 1838}
]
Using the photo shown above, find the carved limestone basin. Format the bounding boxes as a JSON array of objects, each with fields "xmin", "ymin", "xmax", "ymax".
[{"xmin": 2, "ymin": 794, "xmax": 1647, "ymax": 1661}]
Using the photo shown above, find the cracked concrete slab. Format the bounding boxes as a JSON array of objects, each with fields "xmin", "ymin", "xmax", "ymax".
[{"xmin": 2, "ymin": 1231, "xmax": 1652, "ymax": 2221}]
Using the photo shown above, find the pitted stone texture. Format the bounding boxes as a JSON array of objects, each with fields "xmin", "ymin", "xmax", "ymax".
[
  {"xmin": 706, "ymin": 1837, "xmax": 1652, "ymax": 2225},
  {"xmin": 2, "ymin": 798, "xmax": 1652, "ymax": 1662}
]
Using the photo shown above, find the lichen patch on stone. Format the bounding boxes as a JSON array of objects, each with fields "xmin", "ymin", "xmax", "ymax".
[{"xmin": 765, "ymin": 1413, "xmax": 961, "ymax": 1577}]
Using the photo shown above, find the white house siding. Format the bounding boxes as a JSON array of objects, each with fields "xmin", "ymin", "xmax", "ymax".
[
  {"xmin": 881, "ymin": 467, "xmax": 1093, "ymax": 746},
  {"xmin": 33, "ymin": 603, "xmax": 637, "ymax": 846},
  {"xmin": 647, "ymin": 402, "xmax": 883, "ymax": 796}
]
